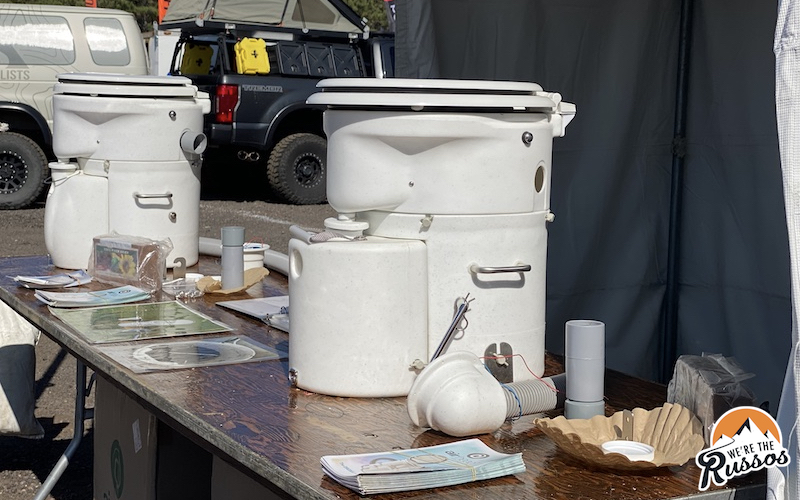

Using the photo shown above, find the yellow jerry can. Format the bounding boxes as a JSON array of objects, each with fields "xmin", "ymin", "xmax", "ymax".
[
  {"xmin": 180, "ymin": 43, "xmax": 212, "ymax": 75},
  {"xmin": 235, "ymin": 38, "xmax": 270, "ymax": 75}
]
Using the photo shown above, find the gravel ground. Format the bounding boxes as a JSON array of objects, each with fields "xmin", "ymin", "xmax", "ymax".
[{"xmin": 0, "ymin": 177, "xmax": 336, "ymax": 499}]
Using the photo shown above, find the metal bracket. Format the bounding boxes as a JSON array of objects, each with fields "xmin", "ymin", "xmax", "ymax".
[
  {"xmin": 484, "ymin": 342, "xmax": 514, "ymax": 383},
  {"xmin": 622, "ymin": 409, "xmax": 634, "ymax": 440},
  {"xmin": 172, "ymin": 257, "xmax": 187, "ymax": 279}
]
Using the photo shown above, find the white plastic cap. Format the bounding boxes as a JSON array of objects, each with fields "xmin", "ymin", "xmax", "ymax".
[{"xmin": 601, "ymin": 440, "xmax": 655, "ymax": 462}]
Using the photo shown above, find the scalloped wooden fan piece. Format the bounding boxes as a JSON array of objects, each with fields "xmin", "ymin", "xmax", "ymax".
[{"xmin": 534, "ymin": 403, "xmax": 705, "ymax": 470}]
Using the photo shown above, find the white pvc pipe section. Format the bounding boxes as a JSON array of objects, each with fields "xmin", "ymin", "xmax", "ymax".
[
  {"xmin": 180, "ymin": 129, "xmax": 208, "ymax": 155},
  {"xmin": 198, "ymin": 236, "xmax": 289, "ymax": 276},
  {"xmin": 288, "ymin": 225, "xmax": 313, "ymax": 244}
]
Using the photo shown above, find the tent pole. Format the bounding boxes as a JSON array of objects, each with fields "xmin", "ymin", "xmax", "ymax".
[{"xmin": 662, "ymin": 0, "xmax": 694, "ymax": 383}]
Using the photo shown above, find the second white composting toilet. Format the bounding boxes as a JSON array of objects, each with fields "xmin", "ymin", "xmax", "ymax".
[{"xmin": 44, "ymin": 73, "xmax": 210, "ymax": 269}]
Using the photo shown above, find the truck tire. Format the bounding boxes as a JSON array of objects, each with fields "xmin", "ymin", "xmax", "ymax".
[
  {"xmin": 0, "ymin": 132, "xmax": 48, "ymax": 210},
  {"xmin": 267, "ymin": 133, "xmax": 327, "ymax": 205}
]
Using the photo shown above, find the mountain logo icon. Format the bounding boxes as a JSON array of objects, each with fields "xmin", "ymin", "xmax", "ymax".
[{"xmin": 711, "ymin": 406, "xmax": 782, "ymax": 445}]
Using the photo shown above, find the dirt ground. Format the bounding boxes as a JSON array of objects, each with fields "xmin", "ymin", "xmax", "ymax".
[{"xmin": 0, "ymin": 180, "xmax": 335, "ymax": 499}]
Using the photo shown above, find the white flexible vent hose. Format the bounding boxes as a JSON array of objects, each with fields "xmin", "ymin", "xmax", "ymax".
[{"xmin": 503, "ymin": 374, "xmax": 566, "ymax": 420}]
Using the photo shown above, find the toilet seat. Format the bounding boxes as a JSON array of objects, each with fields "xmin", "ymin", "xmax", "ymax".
[
  {"xmin": 54, "ymin": 73, "xmax": 200, "ymax": 98},
  {"xmin": 307, "ymin": 78, "xmax": 569, "ymax": 113},
  {"xmin": 315, "ymin": 78, "xmax": 544, "ymax": 94}
]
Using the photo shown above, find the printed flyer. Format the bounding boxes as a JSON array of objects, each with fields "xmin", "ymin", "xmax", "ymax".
[{"xmin": 50, "ymin": 301, "xmax": 231, "ymax": 343}]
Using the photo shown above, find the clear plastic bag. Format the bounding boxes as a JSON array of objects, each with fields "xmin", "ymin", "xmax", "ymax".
[
  {"xmin": 88, "ymin": 233, "xmax": 173, "ymax": 293},
  {"xmin": 667, "ymin": 353, "xmax": 756, "ymax": 445}
]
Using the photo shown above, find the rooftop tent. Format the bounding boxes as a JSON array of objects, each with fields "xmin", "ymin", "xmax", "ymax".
[
  {"xmin": 161, "ymin": 0, "xmax": 365, "ymax": 34},
  {"xmin": 394, "ymin": 0, "xmax": 790, "ymax": 412}
]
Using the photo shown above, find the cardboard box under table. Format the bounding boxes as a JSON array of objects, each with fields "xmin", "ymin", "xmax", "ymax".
[{"xmin": 94, "ymin": 377, "xmax": 157, "ymax": 500}]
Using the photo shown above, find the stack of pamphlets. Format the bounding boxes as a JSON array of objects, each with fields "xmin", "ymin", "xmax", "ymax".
[
  {"xmin": 320, "ymin": 438, "xmax": 525, "ymax": 495},
  {"xmin": 34, "ymin": 285, "xmax": 150, "ymax": 308},
  {"xmin": 12, "ymin": 270, "xmax": 92, "ymax": 289}
]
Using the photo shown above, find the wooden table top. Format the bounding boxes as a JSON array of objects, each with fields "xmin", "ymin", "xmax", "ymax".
[{"xmin": 0, "ymin": 255, "xmax": 765, "ymax": 499}]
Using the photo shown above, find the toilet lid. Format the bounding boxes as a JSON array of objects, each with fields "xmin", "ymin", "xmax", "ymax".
[
  {"xmin": 316, "ymin": 78, "xmax": 544, "ymax": 94},
  {"xmin": 307, "ymin": 78, "xmax": 566, "ymax": 112},
  {"xmin": 54, "ymin": 73, "xmax": 200, "ymax": 98}
]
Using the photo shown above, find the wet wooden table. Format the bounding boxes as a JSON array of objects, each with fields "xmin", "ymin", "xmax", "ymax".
[{"xmin": 0, "ymin": 255, "xmax": 766, "ymax": 499}]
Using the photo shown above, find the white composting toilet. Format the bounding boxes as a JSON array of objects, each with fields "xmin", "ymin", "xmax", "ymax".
[
  {"xmin": 44, "ymin": 73, "xmax": 210, "ymax": 269},
  {"xmin": 288, "ymin": 79, "xmax": 576, "ymax": 397}
]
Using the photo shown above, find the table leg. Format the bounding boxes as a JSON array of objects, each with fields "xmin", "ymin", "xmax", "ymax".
[{"xmin": 32, "ymin": 360, "xmax": 91, "ymax": 500}]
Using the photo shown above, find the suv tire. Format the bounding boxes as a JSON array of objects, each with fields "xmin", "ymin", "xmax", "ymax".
[
  {"xmin": 267, "ymin": 133, "xmax": 327, "ymax": 205},
  {"xmin": 0, "ymin": 132, "xmax": 48, "ymax": 210}
]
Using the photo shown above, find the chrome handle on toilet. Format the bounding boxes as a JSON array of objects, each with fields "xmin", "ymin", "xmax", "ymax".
[
  {"xmin": 134, "ymin": 192, "xmax": 173, "ymax": 199},
  {"xmin": 469, "ymin": 263, "xmax": 531, "ymax": 274}
]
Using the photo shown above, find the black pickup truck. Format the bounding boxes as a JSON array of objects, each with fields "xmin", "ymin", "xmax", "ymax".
[{"xmin": 168, "ymin": 29, "xmax": 394, "ymax": 204}]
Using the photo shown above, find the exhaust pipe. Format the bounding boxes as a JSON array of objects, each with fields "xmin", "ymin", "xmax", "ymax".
[{"xmin": 237, "ymin": 150, "xmax": 261, "ymax": 162}]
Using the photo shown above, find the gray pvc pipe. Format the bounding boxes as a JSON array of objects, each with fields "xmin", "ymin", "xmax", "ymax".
[
  {"xmin": 502, "ymin": 373, "xmax": 566, "ymax": 419},
  {"xmin": 198, "ymin": 236, "xmax": 289, "ymax": 276},
  {"xmin": 565, "ymin": 319, "xmax": 605, "ymax": 402},
  {"xmin": 564, "ymin": 319, "xmax": 606, "ymax": 419}
]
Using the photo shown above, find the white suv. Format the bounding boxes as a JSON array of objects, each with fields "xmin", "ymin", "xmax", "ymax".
[{"xmin": 0, "ymin": 3, "xmax": 148, "ymax": 209}]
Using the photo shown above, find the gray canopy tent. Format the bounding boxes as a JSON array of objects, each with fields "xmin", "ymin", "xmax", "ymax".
[{"xmin": 394, "ymin": 0, "xmax": 790, "ymax": 410}]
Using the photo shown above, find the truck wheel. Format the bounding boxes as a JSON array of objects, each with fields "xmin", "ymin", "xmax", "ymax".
[
  {"xmin": 267, "ymin": 133, "xmax": 327, "ymax": 205},
  {"xmin": 0, "ymin": 132, "xmax": 48, "ymax": 210}
]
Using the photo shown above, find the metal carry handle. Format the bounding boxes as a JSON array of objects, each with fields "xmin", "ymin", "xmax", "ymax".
[
  {"xmin": 469, "ymin": 263, "xmax": 531, "ymax": 274},
  {"xmin": 134, "ymin": 191, "xmax": 173, "ymax": 199}
]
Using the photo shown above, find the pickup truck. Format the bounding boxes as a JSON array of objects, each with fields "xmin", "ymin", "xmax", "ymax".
[{"xmin": 167, "ymin": 28, "xmax": 394, "ymax": 204}]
